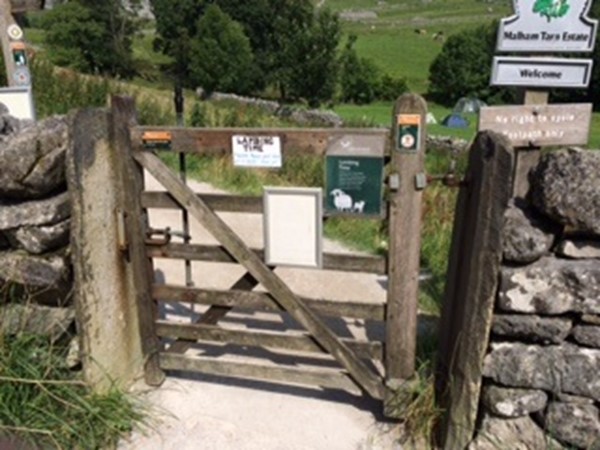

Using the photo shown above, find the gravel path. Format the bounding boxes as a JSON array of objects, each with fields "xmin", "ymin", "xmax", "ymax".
[{"xmin": 117, "ymin": 173, "xmax": 401, "ymax": 450}]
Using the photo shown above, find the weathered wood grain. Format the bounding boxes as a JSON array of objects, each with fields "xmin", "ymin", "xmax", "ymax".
[
  {"xmin": 159, "ymin": 353, "xmax": 362, "ymax": 395},
  {"xmin": 156, "ymin": 322, "xmax": 383, "ymax": 360},
  {"xmin": 385, "ymin": 94, "xmax": 426, "ymax": 387},
  {"xmin": 435, "ymin": 131, "xmax": 514, "ymax": 449},
  {"xmin": 112, "ymin": 97, "xmax": 165, "ymax": 386},
  {"xmin": 153, "ymin": 284, "xmax": 386, "ymax": 321},
  {"xmin": 135, "ymin": 150, "xmax": 386, "ymax": 400},
  {"xmin": 131, "ymin": 126, "xmax": 390, "ymax": 156},
  {"xmin": 146, "ymin": 243, "xmax": 387, "ymax": 275}
]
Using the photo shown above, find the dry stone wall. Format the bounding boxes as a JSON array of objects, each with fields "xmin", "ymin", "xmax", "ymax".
[
  {"xmin": 0, "ymin": 110, "xmax": 74, "ymax": 344},
  {"xmin": 470, "ymin": 149, "xmax": 600, "ymax": 450}
]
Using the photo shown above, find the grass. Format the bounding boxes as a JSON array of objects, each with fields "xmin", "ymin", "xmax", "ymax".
[{"xmin": 0, "ymin": 332, "xmax": 147, "ymax": 449}]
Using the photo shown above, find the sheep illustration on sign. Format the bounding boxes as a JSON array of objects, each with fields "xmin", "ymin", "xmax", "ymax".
[{"xmin": 330, "ymin": 189, "xmax": 366, "ymax": 213}]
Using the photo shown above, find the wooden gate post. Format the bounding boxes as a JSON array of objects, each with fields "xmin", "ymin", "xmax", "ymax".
[
  {"xmin": 384, "ymin": 93, "xmax": 427, "ymax": 411},
  {"xmin": 68, "ymin": 100, "xmax": 164, "ymax": 393},
  {"xmin": 0, "ymin": 0, "xmax": 17, "ymax": 86},
  {"xmin": 435, "ymin": 131, "xmax": 514, "ymax": 449},
  {"xmin": 111, "ymin": 96, "xmax": 165, "ymax": 387}
]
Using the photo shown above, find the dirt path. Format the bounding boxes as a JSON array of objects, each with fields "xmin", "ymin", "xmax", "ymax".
[{"xmin": 117, "ymin": 174, "xmax": 400, "ymax": 450}]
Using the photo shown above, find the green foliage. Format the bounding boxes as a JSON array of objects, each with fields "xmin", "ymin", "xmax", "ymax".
[
  {"xmin": 284, "ymin": 8, "xmax": 341, "ymax": 107},
  {"xmin": 339, "ymin": 35, "xmax": 408, "ymax": 104},
  {"xmin": 427, "ymin": 22, "xmax": 514, "ymax": 106},
  {"xmin": 339, "ymin": 36, "xmax": 380, "ymax": 104},
  {"xmin": 189, "ymin": 5, "xmax": 257, "ymax": 96},
  {"xmin": 150, "ymin": 0, "xmax": 342, "ymax": 105},
  {"xmin": 31, "ymin": 58, "xmax": 112, "ymax": 117},
  {"xmin": 0, "ymin": 333, "xmax": 146, "ymax": 449},
  {"xmin": 41, "ymin": 0, "xmax": 137, "ymax": 77}
]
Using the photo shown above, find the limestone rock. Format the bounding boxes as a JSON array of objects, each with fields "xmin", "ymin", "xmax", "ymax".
[
  {"xmin": 481, "ymin": 385, "xmax": 547, "ymax": 418},
  {"xmin": 0, "ymin": 113, "xmax": 32, "ymax": 137},
  {"xmin": 502, "ymin": 203, "xmax": 554, "ymax": 263},
  {"xmin": 555, "ymin": 392, "xmax": 595, "ymax": 405},
  {"xmin": 0, "ymin": 116, "xmax": 69, "ymax": 199},
  {"xmin": 0, "ymin": 251, "xmax": 71, "ymax": 305},
  {"xmin": 498, "ymin": 257, "xmax": 600, "ymax": 315},
  {"xmin": 6, "ymin": 219, "xmax": 70, "ymax": 254},
  {"xmin": 0, "ymin": 232, "xmax": 9, "ymax": 249},
  {"xmin": 582, "ymin": 314, "xmax": 600, "ymax": 325},
  {"xmin": 545, "ymin": 402, "xmax": 600, "ymax": 449},
  {"xmin": 0, "ymin": 303, "xmax": 74, "ymax": 342},
  {"xmin": 556, "ymin": 239, "xmax": 600, "ymax": 259},
  {"xmin": 572, "ymin": 325, "xmax": 600, "ymax": 348},
  {"xmin": 483, "ymin": 342, "xmax": 600, "ymax": 401},
  {"xmin": 492, "ymin": 314, "xmax": 571, "ymax": 344},
  {"xmin": 469, "ymin": 414, "xmax": 564, "ymax": 450},
  {"xmin": 531, "ymin": 149, "xmax": 600, "ymax": 235},
  {"xmin": 0, "ymin": 191, "xmax": 70, "ymax": 230}
]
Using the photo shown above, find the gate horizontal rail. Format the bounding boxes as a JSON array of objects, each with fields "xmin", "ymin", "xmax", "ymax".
[
  {"xmin": 159, "ymin": 353, "xmax": 363, "ymax": 395},
  {"xmin": 155, "ymin": 321, "xmax": 383, "ymax": 360},
  {"xmin": 153, "ymin": 284, "xmax": 386, "ymax": 321},
  {"xmin": 147, "ymin": 243, "xmax": 387, "ymax": 275},
  {"xmin": 131, "ymin": 126, "xmax": 391, "ymax": 156}
]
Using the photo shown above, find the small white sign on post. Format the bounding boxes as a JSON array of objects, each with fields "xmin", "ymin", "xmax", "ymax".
[
  {"xmin": 479, "ymin": 103, "xmax": 592, "ymax": 147},
  {"xmin": 232, "ymin": 135, "xmax": 282, "ymax": 168},
  {"xmin": 497, "ymin": 0, "xmax": 598, "ymax": 52},
  {"xmin": 263, "ymin": 187, "xmax": 323, "ymax": 269},
  {"xmin": 491, "ymin": 56, "xmax": 593, "ymax": 88},
  {"xmin": 0, "ymin": 86, "xmax": 35, "ymax": 120}
]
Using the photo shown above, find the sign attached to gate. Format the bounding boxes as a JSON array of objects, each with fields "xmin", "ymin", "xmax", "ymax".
[
  {"xmin": 479, "ymin": 103, "xmax": 592, "ymax": 147},
  {"xmin": 497, "ymin": 0, "xmax": 598, "ymax": 52},
  {"xmin": 142, "ymin": 131, "xmax": 172, "ymax": 150},
  {"xmin": 263, "ymin": 187, "xmax": 323, "ymax": 269},
  {"xmin": 396, "ymin": 114, "xmax": 421, "ymax": 153},
  {"xmin": 325, "ymin": 156, "xmax": 383, "ymax": 217},
  {"xmin": 491, "ymin": 56, "xmax": 593, "ymax": 88},
  {"xmin": 325, "ymin": 133, "xmax": 385, "ymax": 217},
  {"xmin": 232, "ymin": 135, "xmax": 282, "ymax": 168}
]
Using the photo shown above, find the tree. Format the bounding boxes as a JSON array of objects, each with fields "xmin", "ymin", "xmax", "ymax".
[
  {"xmin": 42, "ymin": 0, "xmax": 137, "ymax": 77},
  {"xmin": 427, "ymin": 22, "xmax": 514, "ymax": 106},
  {"xmin": 284, "ymin": 8, "xmax": 341, "ymax": 106},
  {"xmin": 150, "ymin": 0, "xmax": 342, "ymax": 104},
  {"xmin": 188, "ymin": 5, "xmax": 256, "ymax": 95},
  {"xmin": 338, "ymin": 35, "xmax": 380, "ymax": 104}
]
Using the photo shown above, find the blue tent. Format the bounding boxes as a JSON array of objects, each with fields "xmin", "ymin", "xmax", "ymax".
[{"xmin": 441, "ymin": 113, "xmax": 469, "ymax": 128}]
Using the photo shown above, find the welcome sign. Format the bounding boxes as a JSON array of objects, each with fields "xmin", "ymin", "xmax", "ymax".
[{"xmin": 497, "ymin": 0, "xmax": 598, "ymax": 52}]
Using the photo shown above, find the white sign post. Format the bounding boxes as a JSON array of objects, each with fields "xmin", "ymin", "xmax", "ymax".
[
  {"xmin": 491, "ymin": 57, "xmax": 593, "ymax": 88},
  {"xmin": 497, "ymin": 0, "xmax": 598, "ymax": 53}
]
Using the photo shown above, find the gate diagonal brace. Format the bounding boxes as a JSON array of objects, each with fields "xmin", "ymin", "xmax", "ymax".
[
  {"xmin": 165, "ymin": 271, "xmax": 259, "ymax": 355},
  {"xmin": 134, "ymin": 150, "xmax": 386, "ymax": 400}
]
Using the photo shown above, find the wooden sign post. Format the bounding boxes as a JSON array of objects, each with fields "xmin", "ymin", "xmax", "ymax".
[
  {"xmin": 484, "ymin": 0, "xmax": 597, "ymax": 198},
  {"xmin": 385, "ymin": 93, "xmax": 426, "ymax": 414},
  {"xmin": 0, "ymin": 0, "xmax": 17, "ymax": 86}
]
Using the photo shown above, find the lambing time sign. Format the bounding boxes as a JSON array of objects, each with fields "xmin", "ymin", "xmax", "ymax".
[{"xmin": 497, "ymin": 0, "xmax": 598, "ymax": 52}]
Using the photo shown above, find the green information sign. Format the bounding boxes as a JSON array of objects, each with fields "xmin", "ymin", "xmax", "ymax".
[{"xmin": 325, "ymin": 155, "xmax": 384, "ymax": 216}]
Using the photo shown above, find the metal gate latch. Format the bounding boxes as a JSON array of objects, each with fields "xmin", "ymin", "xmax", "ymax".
[{"xmin": 145, "ymin": 227, "xmax": 190, "ymax": 246}]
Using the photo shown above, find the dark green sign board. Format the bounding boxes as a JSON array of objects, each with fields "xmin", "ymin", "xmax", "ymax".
[{"xmin": 325, "ymin": 156, "xmax": 384, "ymax": 216}]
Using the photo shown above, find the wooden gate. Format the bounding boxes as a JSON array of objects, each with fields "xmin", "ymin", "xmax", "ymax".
[{"xmin": 111, "ymin": 95, "xmax": 426, "ymax": 412}]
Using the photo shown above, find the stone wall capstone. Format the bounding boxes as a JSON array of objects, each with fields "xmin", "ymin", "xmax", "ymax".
[{"xmin": 470, "ymin": 148, "xmax": 600, "ymax": 450}]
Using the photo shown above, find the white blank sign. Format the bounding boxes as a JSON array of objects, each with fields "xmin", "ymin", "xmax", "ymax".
[
  {"xmin": 0, "ymin": 87, "xmax": 35, "ymax": 120},
  {"xmin": 263, "ymin": 187, "xmax": 323, "ymax": 269}
]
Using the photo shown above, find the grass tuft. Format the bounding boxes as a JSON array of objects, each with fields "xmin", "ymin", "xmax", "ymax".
[{"xmin": 0, "ymin": 333, "xmax": 147, "ymax": 450}]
